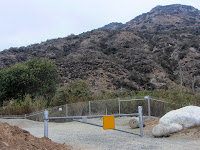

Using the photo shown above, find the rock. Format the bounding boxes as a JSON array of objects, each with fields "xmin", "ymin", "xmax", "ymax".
[
  {"xmin": 129, "ymin": 117, "xmax": 146, "ymax": 129},
  {"xmin": 159, "ymin": 106, "xmax": 200, "ymax": 128},
  {"xmin": 168, "ymin": 123, "xmax": 183, "ymax": 133},
  {"xmin": 152, "ymin": 123, "xmax": 183, "ymax": 137},
  {"xmin": 152, "ymin": 124, "xmax": 170, "ymax": 137},
  {"xmin": 152, "ymin": 106, "xmax": 200, "ymax": 137},
  {"xmin": 129, "ymin": 117, "xmax": 139, "ymax": 129}
]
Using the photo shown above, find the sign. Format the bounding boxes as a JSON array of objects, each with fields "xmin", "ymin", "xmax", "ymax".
[{"xmin": 103, "ymin": 116, "xmax": 115, "ymax": 130}]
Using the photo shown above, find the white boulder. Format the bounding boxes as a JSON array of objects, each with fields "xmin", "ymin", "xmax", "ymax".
[
  {"xmin": 152, "ymin": 106, "xmax": 200, "ymax": 137},
  {"xmin": 152, "ymin": 123, "xmax": 183, "ymax": 137}
]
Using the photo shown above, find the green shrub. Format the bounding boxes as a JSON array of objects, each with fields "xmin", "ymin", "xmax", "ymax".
[{"xmin": 50, "ymin": 79, "xmax": 92, "ymax": 106}]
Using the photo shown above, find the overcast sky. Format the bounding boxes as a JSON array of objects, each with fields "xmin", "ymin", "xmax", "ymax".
[{"xmin": 0, "ymin": 0, "xmax": 199, "ymax": 51}]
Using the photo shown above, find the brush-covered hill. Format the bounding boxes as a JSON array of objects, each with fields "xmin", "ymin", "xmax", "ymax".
[{"xmin": 0, "ymin": 4, "xmax": 200, "ymax": 93}]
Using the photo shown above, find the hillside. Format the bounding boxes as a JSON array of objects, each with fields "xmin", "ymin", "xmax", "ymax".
[{"xmin": 0, "ymin": 4, "xmax": 200, "ymax": 93}]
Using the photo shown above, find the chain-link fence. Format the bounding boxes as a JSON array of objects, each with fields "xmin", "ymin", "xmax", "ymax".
[
  {"xmin": 0, "ymin": 114, "xmax": 25, "ymax": 119},
  {"xmin": 25, "ymin": 111, "xmax": 44, "ymax": 121},
  {"xmin": 0, "ymin": 96, "xmax": 181, "ymax": 121}
]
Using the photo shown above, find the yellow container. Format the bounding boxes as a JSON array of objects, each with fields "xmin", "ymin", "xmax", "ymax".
[{"xmin": 103, "ymin": 116, "xmax": 115, "ymax": 130}]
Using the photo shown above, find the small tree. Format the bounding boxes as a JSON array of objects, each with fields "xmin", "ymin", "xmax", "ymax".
[
  {"xmin": 25, "ymin": 58, "xmax": 60, "ymax": 99},
  {"xmin": 0, "ymin": 58, "xmax": 59, "ymax": 105},
  {"xmin": 0, "ymin": 63, "xmax": 29, "ymax": 103}
]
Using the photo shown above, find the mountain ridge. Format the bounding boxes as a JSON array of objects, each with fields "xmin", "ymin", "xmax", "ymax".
[{"xmin": 0, "ymin": 4, "xmax": 200, "ymax": 93}]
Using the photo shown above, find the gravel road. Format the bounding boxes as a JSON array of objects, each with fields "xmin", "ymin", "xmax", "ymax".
[{"xmin": 1, "ymin": 118, "xmax": 200, "ymax": 150}]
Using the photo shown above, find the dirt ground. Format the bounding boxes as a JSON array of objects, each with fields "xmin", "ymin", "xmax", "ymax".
[
  {"xmin": 1, "ymin": 117, "xmax": 200, "ymax": 150},
  {"xmin": 0, "ymin": 122, "xmax": 71, "ymax": 150},
  {"xmin": 170, "ymin": 126, "xmax": 200, "ymax": 140}
]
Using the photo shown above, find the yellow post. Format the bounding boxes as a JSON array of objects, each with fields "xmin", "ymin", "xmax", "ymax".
[{"xmin": 103, "ymin": 116, "xmax": 115, "ymax": 130}]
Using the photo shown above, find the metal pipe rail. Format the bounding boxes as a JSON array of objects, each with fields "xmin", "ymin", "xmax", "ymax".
[
  {"xmin": 119, "ymin": 99, "xmax": 145, "ymax": 102},
  {"xmin": 150, "ymin": 98, "xmax": 168, "ymax": 103},
  {"xmin": 48, "ymin": 113, "xmax": 139, "ymax": 120},
  {"xmin": 73, "ymin": 119, "xmax": 141, "ymax": 136}
]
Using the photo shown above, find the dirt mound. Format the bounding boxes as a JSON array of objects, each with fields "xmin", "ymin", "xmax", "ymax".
[
  {"xmin": 143, "ymin": 117, "xmax": 159, "ymax": 131},
  {"xmin": 0, "ymin": 122, "xmax": 71, "ymax": 150},
  {"xmin": 170, "ymin": 126, "xmax": 200, "ymax": 140}
]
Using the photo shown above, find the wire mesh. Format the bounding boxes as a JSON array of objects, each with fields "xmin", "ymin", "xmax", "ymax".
[
  {"xmin": 45, "ymin": 96, "xmax": 149, "ymax": 118},
  {"xmin": 0, "ymin": 96, "xmax": 182, "ymax": 121},
  {"xmin": 90, "ymin": 99, "xmax": 119, "ymax": 115},
  {"xmin": 25, "ymin": 111, "xmax": 44, "ymax": 121},
  {"xmin": 150, "ymin": 100, "xmax": 180, "ymax": 117}
]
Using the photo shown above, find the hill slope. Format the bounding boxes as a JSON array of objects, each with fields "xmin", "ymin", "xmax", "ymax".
[{"xmin": 0, "ymin": 4, "xmax": 200, "ymax": 93}]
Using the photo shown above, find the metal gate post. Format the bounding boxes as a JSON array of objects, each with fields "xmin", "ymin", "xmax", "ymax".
[
  {"xmin": 44, "ymin": 110, "xmax": 49, "ymax": 138},
  {"xmin": 66, "ymin": 104, "xmax": 68, "ymax": 117},
  {"xmin": 89, "ymin": 101, "xmax": 91, "ymax": 116},
  {"xmin": 147, "ymin": 95, "xmax": 151, "ymax": 116},
  {"xmin": 118, "ymin": 98, "xmax": 120, "ymax": 118},
  {"xmin": 138, "ymin": 106, "xmax": 143, "ymax": 137}
]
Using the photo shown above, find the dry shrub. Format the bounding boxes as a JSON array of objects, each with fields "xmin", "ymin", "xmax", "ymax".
[{"xmin": 0, "ymin": 95, "xmax": 47, "ymax": 115}]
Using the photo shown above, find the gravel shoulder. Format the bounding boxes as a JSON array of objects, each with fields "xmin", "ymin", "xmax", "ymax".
[{"xmin": 1, "ymin": 117, "xmax": 200, "ymax": 150}]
